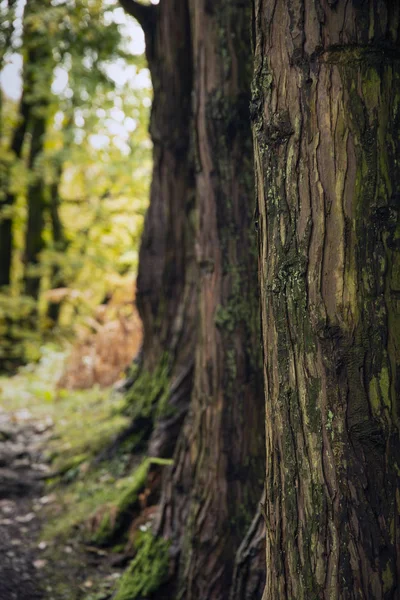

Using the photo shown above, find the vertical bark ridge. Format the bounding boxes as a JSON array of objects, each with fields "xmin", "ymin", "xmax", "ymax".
[
  {"xmin": 253, "ymin": 1, "xmax": 400, "ymax": 598},
  {"xmin": 158, "ymin": 1, "xmax": 265, "ymax": 598},
  {"xmin": 132, "ymin": 0, "xmax": 197, "ymax": 458}
]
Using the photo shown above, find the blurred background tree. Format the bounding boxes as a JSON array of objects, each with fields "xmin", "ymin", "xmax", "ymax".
[{"xmin": 0, "ymin": 0, "xmax": 151, "ymax": 370}]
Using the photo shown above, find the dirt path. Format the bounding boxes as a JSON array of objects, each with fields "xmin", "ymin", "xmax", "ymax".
[{"xmin": 0, "ymin": 407, "xmax": 53, "ymax": 600}]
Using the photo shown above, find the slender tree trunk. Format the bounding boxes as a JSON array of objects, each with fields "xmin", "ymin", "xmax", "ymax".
[
  {"xmin": 47, "ymin": 161, "xmax": 68, "ymax": 324},
  {"xmin": 157, "ymin": 1, "xmax": 265, "ymax": 598},
  {"xmin": 252, "ymin": 1, "xmax": 400, "ymax": 598},
  {"xmin": 24, "ymin": 111, "xmax": 48, "ymax": 299},
  {"xmin": 0, "ymin": 0, "xmax": 19, "ymax": 285},
  {"xmin": 0, "ymin": 89, "xmax": 30, "ymax": 288}
]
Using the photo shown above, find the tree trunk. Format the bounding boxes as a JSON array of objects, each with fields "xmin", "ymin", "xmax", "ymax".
[
  {"xmin": 121, "ymin": 0, "xmax": 197, "ymax": 459},
  {"xmin": 0, "ymin": 0, "xmax": 19, "ymax": 287},
  {"xmin": 157, "ymin": 1, "xmax": 265, "ymax": 598},
  {"xmin": 253, "ymin": 1, "xmax": 400, "ymax": 598},
  {"xmin": 24, "ymin": 112, "xmax": 48, "ymax": 299},
  {"xmin": 47, "ymin": 163, "xmax": 68, "ymax": 324},
  {"xmin": 20, "ymin": 0, "xmax": 53, "ymax": 301},
  {"xmin": 0, "ymin": 83, "xmax": 31, "ymax": 288},
  {"xmin": 121, "ymin": 1, "xmax": 265, "ymax": 596}
]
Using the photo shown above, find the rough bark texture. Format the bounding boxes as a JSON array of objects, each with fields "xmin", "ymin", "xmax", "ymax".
[
  {"xmin": 230, "ymin": 498, "xmax": 266, "ymax": 600},
  {"xmin": 126, "ymin": 0, "xmax": 198, "ymax": 459},
  {"xmin": 252, "ymin": 1, "xmax": 400, "ymax": 598},
  {"xmin": 157, "ymin": 1, "xmax": 265, "ymax": 598}
]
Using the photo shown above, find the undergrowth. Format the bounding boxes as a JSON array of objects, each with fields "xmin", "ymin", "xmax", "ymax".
[{"xmin": 0, "ymin": 344, "xmax": 173, "ymax": 600}]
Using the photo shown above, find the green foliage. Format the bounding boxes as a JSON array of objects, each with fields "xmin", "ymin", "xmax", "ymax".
[
  {"xmin": 0, "ymin": 0, "xmax": 152, "ymax": 368},
  {"xmin": 0, "ymin": 291, "xmax": 41, "ymax": 368},
  {"xmin": 114, "ymin": 531, "xmax": 170, "ymax": 600}
]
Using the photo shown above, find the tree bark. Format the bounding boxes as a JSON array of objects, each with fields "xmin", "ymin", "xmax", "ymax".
[
  {"xmin": 123, "ymin": 1, "xmax": 265, "ymax": 596},
  {"xmin": 253, "ymin": 1, "xmax": 400, "ymax": 598},
  {"xmin": 122, "ymin": 0, "xmax": 198, "ymax": 459},
  {"xmin": 157, "ymin": 1, "xmax": 265, "ymax": 598}
]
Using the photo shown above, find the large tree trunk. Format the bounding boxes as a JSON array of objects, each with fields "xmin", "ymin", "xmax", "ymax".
[
  {"xmin": 120, "ymin": 0, "xmax": 197, "ymax": 458},
  {"xmin": 253, "ymin": 1, "xmax": 400, "ymax": 598},
  {"xmin": 121, "ymin": 1, "xmax": 265, "ymax": 597},
  {"xmin": 157, "ymin": 1, "xmax": 265, "ymax": 598}
]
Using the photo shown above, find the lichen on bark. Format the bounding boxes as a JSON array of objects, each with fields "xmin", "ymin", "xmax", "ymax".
[{"xmin": 254, "ymin": 1, "xmax": 400, "ymax": 598}]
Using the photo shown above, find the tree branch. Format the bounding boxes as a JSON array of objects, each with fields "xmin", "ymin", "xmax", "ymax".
[{"xmin": 118, "ymin": 0, "xmax": 156, "ymax": 34}]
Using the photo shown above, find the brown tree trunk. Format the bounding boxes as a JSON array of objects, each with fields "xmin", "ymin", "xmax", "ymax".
[
  {"xmin": 22, "ymin": 0, "xmax": 53, "ymax": 301},
  {"xmin": 120, "ymin": 0, "xmax": 197, "ymax": 459},
  {"xmin": 253, "ymin": 1, "xmax": 400, "ymax": 598},
  {"xmin": 157, "ymin": 1, "xmax": 265, "ymax": 598},
  {"xmin": 47, "ymin": 173, "xmax": 67, "ymax": 324},
  {"xmin": 121, "ymin": 1, "xmax": 265, "ymax": 597},
  {"xmin": 24, "ymin": 112, "xmax": 48, "ymax": 300}
]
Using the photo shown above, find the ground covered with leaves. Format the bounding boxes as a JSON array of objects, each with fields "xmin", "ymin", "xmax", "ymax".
[{"xmin": 0, "ymin": 346, "xmax": 167, "ymax": 600}]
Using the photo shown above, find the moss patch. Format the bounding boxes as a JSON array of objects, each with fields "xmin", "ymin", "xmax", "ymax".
[
  {"xmin": 114, "ymin": 531, "xmax": 170, "ymax": 600},
  {"xmin": 125, "ymin": 354, "xmax": 170, "ymax": 420},
  {"xmin": 89, "ymin": 458, "xmax": 171, "ymax": 546}
]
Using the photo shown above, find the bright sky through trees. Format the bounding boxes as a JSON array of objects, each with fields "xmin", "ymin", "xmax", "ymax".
[{"xmin": 0, "ymin": 1, "xmax": 148, "ymax": 101}]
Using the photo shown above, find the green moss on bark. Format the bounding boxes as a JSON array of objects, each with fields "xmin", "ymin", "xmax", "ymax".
[
  {"xmin": 114, "ymin": 531, "xmax": 170, "ymax": 600},
  {"xmin": 91, "ymin": 458, "xmax": 172, "ymax": 546},
  {"xmin": 125, "ymin": 354, "xmax": 170, "ymax": 419}
]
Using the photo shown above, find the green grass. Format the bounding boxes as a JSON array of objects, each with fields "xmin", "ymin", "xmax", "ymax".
[{"xmin": 0, "ymin": 344, "xmax": 133, "ymax": 540}]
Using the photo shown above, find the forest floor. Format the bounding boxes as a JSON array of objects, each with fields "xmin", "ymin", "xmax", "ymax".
[{"xmin": 0, "ymin": 346, "xmax": 143, "ymax": 600}]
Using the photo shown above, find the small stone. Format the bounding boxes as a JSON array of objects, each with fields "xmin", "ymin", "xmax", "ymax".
[
  {"xmin": 10, "ymin": 539, "xmax": 22, "ymax": 546},
  {"xmin": 16, "ymin": 512, "xmax": 35, "ymax": 523},
  {"xmin": 35, "ymin": 419, "xmax": 54, "ymax": 434},
  {"xmin": 38, "ymin": 541, "xmax": 47, "ymax": 550},
  {"xmin": 83, "ymin": 580, "xmax": 93, "ymax": 588},
  {"xmin": 39, "ymin": 494, "xmax": 56, "ymax": 505},
  {"xmin": 15, "ymin": 409, "xmax": 32, "ymax": 421},
  {"xmin": 13, "ymin": 459, "xmax": 31, "ymax": 469},
  {"xmin": 33, "ymin": 559, "xmax": 48, "ymax": 569},
  {"xmin": 31, "ymin": 463, "xmax": 50, "ymax": 472},
  {"xmin": 0, "ymin": 502, "xmax": 15, "ymax": 514}
]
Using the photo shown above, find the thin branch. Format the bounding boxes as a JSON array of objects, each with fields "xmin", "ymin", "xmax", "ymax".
[{"xmin": 118, "ymin": 0, "xmax": 156, "ymax": 33}]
